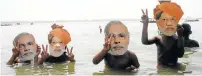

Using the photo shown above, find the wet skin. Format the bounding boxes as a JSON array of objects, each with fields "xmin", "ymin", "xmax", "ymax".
[
  {"xmin": 141, "ymin": 9, "xmax": 184, "ymax": 67},
  {"xmin": 7, "ymin": 34, "xmax": 40, "ymax": 65},
  {"xmin": 93, "ymin": 23, "xmax": 140, "ymax": 71},
  {"xmin": 182, "ymin": 23, "xmax": 199, "ymax": 47}
]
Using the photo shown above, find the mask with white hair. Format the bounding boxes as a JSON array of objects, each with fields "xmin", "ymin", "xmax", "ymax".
[
  {"xmin": 14, "ymin": 33, "xmax": 37, "ymax": 62},
  {"xmin": 105, "ymin": 21, "xmax": 130, "ymax": 56},
  {"xmin": 49, "ymin": 36, "xmax": 66, "ymax": 57}
]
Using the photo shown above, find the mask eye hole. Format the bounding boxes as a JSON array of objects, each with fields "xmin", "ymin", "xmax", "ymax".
[
  {"xmin": 119, "ymin": 33, "xmax": 126, "ymax": 37},
  {"xmin": 108, "ymin": 34, "xmax": 114, "ymax": 38},
  {"xmin": 28, "ymin": 42, "xmax": 33, "ymax": 45}
]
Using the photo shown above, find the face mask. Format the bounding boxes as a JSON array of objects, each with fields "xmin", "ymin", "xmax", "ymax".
[
  {"xmin": 49, "ymin": 46, "xmax": 65, "ymax": 57},
  {"xmin": 108, "ymin": 44, "xmax": 128, "ymax": 55},
  {"xmin": 18, "ymin": 50, "xmax": 36, "ymax": 62}
]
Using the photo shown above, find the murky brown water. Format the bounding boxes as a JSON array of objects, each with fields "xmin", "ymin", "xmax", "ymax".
[{"xmin": 1, "ymin": 21, "xmax": 202, "ymax": 75}]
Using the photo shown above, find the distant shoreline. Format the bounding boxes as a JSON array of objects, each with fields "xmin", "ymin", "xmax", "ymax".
[
  {"xmin": 1, "ymin": 18, "xmax": 202, "ymax": 25},
  {"xmin": 1, "ymin": 18, "xmax": 202, "ymax": 23},
  {"xmin": 1, "ymin": 19, "xmax": 141, "ymax": 23}
]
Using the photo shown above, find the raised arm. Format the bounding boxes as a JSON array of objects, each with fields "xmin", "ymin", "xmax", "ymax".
[
  {"xmin": 141, "ymin": 9, "xmax": 157, "ymax": 45},
  {"xmin": 176, "ymin": 25, "xmax": 185, "ymax": 57},
  {"xmin": 93, "ymin": 35, "xmax": 112, "ymax": 64},
  {"xmin": 7, "ymin": 45, "xmax": 20, "ymax": 65},
  {"xmin": 66, "ymin": 47, "xmax": 75, "ymax": 62},
  {"xmin": 34, "ymin": 45, "xmax": 41, "ymax": 65},
  {"xmin": 92, "ymin": 49, "xmax": 108, "ymax": 64},
  {"xmin": 7, "ymin": 54, "xmax": 18, "ymax": 65},
  {"xmin": 38, "ymin": 45, "xmax": 49, "ymax": 65}
]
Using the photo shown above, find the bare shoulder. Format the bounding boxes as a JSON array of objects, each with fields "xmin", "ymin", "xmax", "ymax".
[
  {"xmin": 152, "ymin": 36, "xmax": 162, "ymax": 45},
  {"xmin": 155, "ymin": 35, "xmax": 162, "ymax": 40},
  {"xmin": 151, "ymin": 36, "xmax": 161, "ymax": 43},
  {"xmin": 190, "ymin": 39, "xmax": 199, "ymax": 44},
  {"xmin": 189, "ymin": 39, "xmax": 199, "ymax": 47},
  {"xmin": 127, "ymin": 51, "xmax": 137, "ymax": 57},
  {"xmin": 127, "ymin": 51, "xmax": 139, "ymax": 62}
]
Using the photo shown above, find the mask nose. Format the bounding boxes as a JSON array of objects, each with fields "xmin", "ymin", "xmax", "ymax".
[
  {"xmin": 24, "ymin": 49, "xmax": 28, "ymax": 52},
  {"xmin": 55, "ymin": 43, "xmax": 60, "ymax": 48},
  {"xmin": 114, "ymin": 37, "xmax": 120, "ymax": 44},
  {"xmin": 166, "ymin": 19, "xmax": 173, "ymax": 26},
  {"xmin": 114, "ymin": 42, "xmax": 120, "ymax": 44},
  {"xmin": 24, "ymin": 45, "xmax": 30, "ymax": 52}
]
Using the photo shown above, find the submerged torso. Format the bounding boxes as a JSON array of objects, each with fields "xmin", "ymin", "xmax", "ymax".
[
  {"xmin": 104, "ymin": 51, "xmax": 136, "ymax": 70},
  {"xmin": 156, "ymin": 36, "xmax": 179, "ymax": 66},
  {"xmin": 45, "ymin": 52, "xmax": 68, "ymax": 63}
]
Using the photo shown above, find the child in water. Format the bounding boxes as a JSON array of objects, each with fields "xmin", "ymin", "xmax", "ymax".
[
  {"xmin": 141, "ymin": 2, "xmax": 184, "ymax": 67},
  {"xmin": 38, "ymin": 24, "xmax": 75, "ymax": 64}
]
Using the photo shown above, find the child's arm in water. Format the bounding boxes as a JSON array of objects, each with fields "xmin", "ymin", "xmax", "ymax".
[
  {"xmin": 176, "ymin": 25, "xmax": 185, "ymax": 57},
  {"xmin": 130, "ymin": 52, "xmax": 140, "ymax": 69},
  {"xmin": 126, "ymin": 52, "xmax": 140, "ymax": 71},
  {"xmin": 141, "ymin": 9, "xmax": 158, "ymax": 45},
  {"xmin": 93, "ymin": 35, "xmax": 112, "ymax": 64}
]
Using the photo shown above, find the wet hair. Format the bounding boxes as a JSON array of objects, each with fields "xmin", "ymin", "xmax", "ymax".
[
  {"xmin": 13, "ymin": 32, "xmax": 35, "ymax": 46},
  {"xmin": 182, "ymin": 23, "xmax": 192, "ymax": 35},
  {"xmin": 182, "ymin": 23, "xmax": 191, "ymax": 31},
  {"xmin": 104, "ymin": 21, "xmax": 130, "ymax": 37},
  {"xmin": 156, "ymin": 11, "xmax": 164, "ymax": 20}
]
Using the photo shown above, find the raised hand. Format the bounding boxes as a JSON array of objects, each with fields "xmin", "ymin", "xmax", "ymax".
[
  {"xmin": 34, "ymin": 45, "xmax": 41, "ymax": 65},
  {"xmin": 41, "ymin": 44, "xmax": 49, "ymax": 60},
  {"xmin": 36, "ymin": 45, "xmax": 41, "ymax": 56},
  {"xmin": 66, "ymin": 47, "xmax": 75, "ymax": 62},
  {"xmin": 92, "ymin": 34, "xmax": 113, "ymax": 65},
  {"xmin": 141, "ymin": 9, "xmax": 149, "ymax": 24},
  {"xmin": 177, "ymin": 25, "xmax": 184, "ymax": 37},
  {"xmin": 12, "ymin": 42, "xmax": 20, "ymax": 57},
  {"xmin": 103, "ymin": 34, "xmax": 113, "ymax": 51},
  {"xmin": 7, "ymin": 42, "xmax": 21, "ymax": 65}
]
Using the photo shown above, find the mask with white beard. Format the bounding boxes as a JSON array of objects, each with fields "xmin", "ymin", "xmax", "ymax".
[
  {"xmin": 108, "ymin": 44, "xmax": 128, "ymax": 56},
  {"xmin": 49, "ymin": 46, "xmax": 66, "ymax": 57},
  {"xmin": 18, "ymin": 50, "xmax": 37, "ymax": 62}
]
